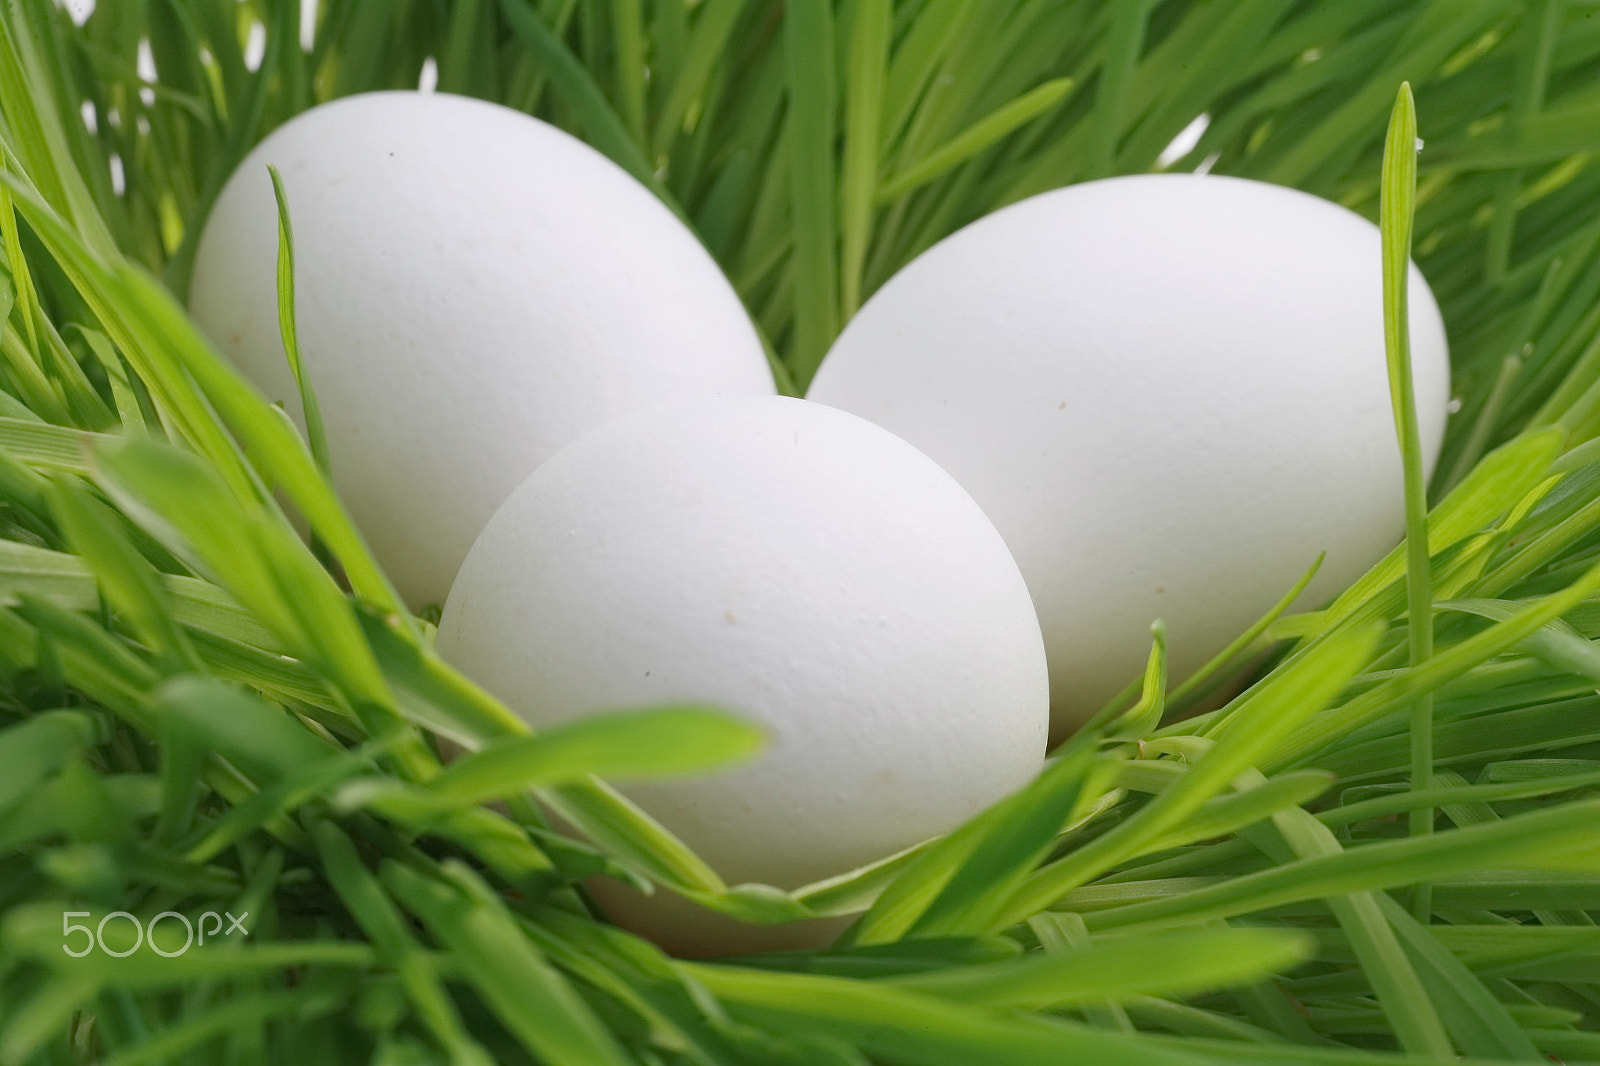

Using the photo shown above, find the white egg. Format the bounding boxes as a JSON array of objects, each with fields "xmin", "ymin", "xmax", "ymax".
[
  {"xmin": 437, "ymin": 395, "xmax": 1048, "ymax": 954},
  {"xmin": 189, "ymin": 91, "xmax": 774, "ymax": 608},
  {"xmin": 808, "ymin": 173, "xmax": 1451, "ymax": 738}
]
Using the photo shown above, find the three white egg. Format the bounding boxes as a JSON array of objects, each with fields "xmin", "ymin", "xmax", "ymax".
[{"xmin": 192, "ymin": 92, "xmax": 1451, "ymax": 952}]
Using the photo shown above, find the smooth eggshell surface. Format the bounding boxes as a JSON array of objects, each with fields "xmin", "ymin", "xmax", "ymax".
[
  {"xmin": 807, "ymin": 173, "xmax": 1451, "ymax": 738},
  {"xmin": 436, "ymin": 395, "xmax": 1049, "ymax": 953},
  {"xmin": 189, "ymin": 91, "xmax": 774, "ymax": 609}
]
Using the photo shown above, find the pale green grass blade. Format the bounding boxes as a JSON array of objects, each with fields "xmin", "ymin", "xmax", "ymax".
[
  {"xmin": 1106, "ymin": 619, "xmax": 1167, "ymax": 742},
  {"xmin": 0, "ymin": 0, "xmax": 115, "ymax": 258},
  {"xmin": 89, "ymin": 440, "xmax": 373, "ymax": 701},
  {"xmin": 1280, "ymin": 557, "xmax": 1600, "ymax": 769},
  {"xmin": 1380, "ymin": 82, "xmax": 1437, "ymax": 916},
  {"xmin": 877, "ymin": 77, "xmax": 1073, "ymax": 203},
  {"xmin": 681, "ymin": 962, "xmax": 1221, "ymax": 1066},
  {"xmin": 1299, "ymin": 427, "xmax": 1564, "ymax": 641},
  {"xmin": 0, "ymin": 708, "xmax": 94, "ymax": 812},
  {"xmin": 266, "ymin": 163, "xmax": 328, "ymax": 477},
  {"xmin": 1321, "ymin": 764, "xmax": 1600, "ymax": 828},
  {"xmin": 71, "ymin": 325, "xmax": 153, "ymax": 437},
  {"xmin": 844, "ymin": 734, "xmax": 1103, "ymax": 945},
  {"xmin": 997, "ymin": 622, "xmax": 1382, "ymax": 929},
  {"xmin": 1088, "ymin": 799, "xmax": 1600, "ymax": 933},
  {"xmin": 0, "ymin": 414, "xmax": 105, "ymax": 469},
  {"xmin": 1254, "ymin": 791, "xmax": 1453, "ymax": 1059},
  {"xmin": 1437, "ymin": 598, "xmax": 1600, "ymax": 681},
  {"xmin": 1166, "ymin": 553, "xmax": 1323, "ymax": 714},
  {"xmin": 1140, "ymin": 770, "xmax": 1335, "ymax": 854},
  {"xmin": 46, "ymin": 476, "xmax": 196, "ymax": 667},
  {"xmin": 427, "ymin": 705, "xmax": 765, "ymax": 804},
  {"xmin": 879, "ymin": 0, "xmax": 978, "ymax": 156},
  {"xmin": 541, "ymin": 777, "xmax": 726, "ymax": 894},
  {"xmin": 608, "ymin": 0, "xmax": 645, "ymax": 142},
  {"xmin": 0, "ymin": 537, "xmax": 285, "ymax": 651},
  {"xmin": 152, "ymin": 675, "xmax": 337, "ymax": 785},
  {"xmin": 887, "ymin": 928, "xmax": 1312, "ymax": 1008}
]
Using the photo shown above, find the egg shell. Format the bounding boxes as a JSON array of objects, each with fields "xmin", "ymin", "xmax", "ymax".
[
  {"xmin": 807, "ymin": 173, "xmax": 1451, "ymax": 738},
  {"xmin": 436, "ymin": 394, "xmax": 1049, "ymax": 953},
  {"xmin": 189, "ymin": 91, "xmax": 774, "ymax": 609}
]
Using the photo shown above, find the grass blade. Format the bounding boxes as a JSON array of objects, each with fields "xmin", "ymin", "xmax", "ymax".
[
  {"xmin": 1379, "ymin": 82, "xmax": 1435, "ymax": 917},
  {"xmin": 783, "ymin": 0, "xmax": 839, "ymax": 388},
  {"xmin": 427, "ymin": 705, "xmax": 767, "ymax": 805}
]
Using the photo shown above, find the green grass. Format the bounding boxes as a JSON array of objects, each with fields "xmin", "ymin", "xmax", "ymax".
[{"xmin": 3, "ymin": 1, "xmax": 1600, "ymax": 1064}]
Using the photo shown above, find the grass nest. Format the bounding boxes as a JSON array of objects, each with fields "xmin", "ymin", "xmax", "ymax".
[{"xmin": 2, "ymin": 2, "xmax": 1600, "ymax": 1064}]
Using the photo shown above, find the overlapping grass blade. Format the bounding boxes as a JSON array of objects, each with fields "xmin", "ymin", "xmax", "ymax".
[{"xmin": 4, "ymin": 2, "xmax": 1600, "ymax": 1063}]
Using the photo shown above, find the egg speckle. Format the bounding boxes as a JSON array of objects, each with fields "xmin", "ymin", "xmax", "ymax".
[
  {"xmin": 189, "ymin": 91, "xmax": 774, "ymax": 609},
  {"xmin": 437, "ymin": 395, "xmax": 1049, "ymax": 953},
  {"xmin": 808, "ymin": 173, "xmax": 1451, "ymax": 738}
]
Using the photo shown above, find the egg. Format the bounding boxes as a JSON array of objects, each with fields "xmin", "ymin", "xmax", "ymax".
[
  {"xmin": 436, "ymin": 395, "xmax": 1049, "ymax": 954},
  {"xmin": 807, "ymin": 173, "xmax": 1451, "ymax": 739},
  {"xmin": 189, "ymin": 91, "xmax": 774, "ymax": 608}
]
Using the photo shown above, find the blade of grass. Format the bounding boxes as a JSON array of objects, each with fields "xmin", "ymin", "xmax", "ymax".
[
  {"xmin": 681, "ymin": 961, "xmax": 1221, "ymax": 1066},
  {"xmin": 1088, "ymin": 798, "xmax": 1600, "ymax": 933},
  {"xmin": 877, "ymin": 77, "xmax": 1074, "ymax": 203},
  {"xmin": 427, "ymin": 705, "xmax": 765, "ymax": 806},
  {"xmin": 783, "ymin": 0, "xmax": 838, "ymax": 388},
  {"xmin": 995, "ymin": 620, "xmax": 1383, "ymax": 930},
  {"xmin": 1380, "ymin": 82, "xmax": 1436, "ymax": 918},
  {"xmin": 311, "ymin": 820, "xmax": 495, "ymax": 1066},
  {"xmin": 381, "ymin": 858, "xmax": 636, "ymax": 1066},
  {"xmin": 839, "ymin": 0, "xmax": 887, "ymax": 320},
  {"xmin": 886, "ymin": 927, "xmax": 1313, "ymax": 1008},
  {"xmin": 265, "ymin": 164, "xmax": 327, "ymax": 477},
  {"xmin": 496, "ymin": 0, "xmax": 676, "ymax": 214}
]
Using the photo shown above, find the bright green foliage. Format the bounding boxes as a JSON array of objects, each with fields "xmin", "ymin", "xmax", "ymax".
[{"xmin": 2, "ymin": 2, "xmax": 1600, "ymax": 1065}]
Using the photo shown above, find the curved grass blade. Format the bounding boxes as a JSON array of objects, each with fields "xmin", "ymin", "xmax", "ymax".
[
  {"xmin": 887, "ymin": 927, "xmax": 1313, "ymax": 1008},
  {"xmin": 844, "ymin": 736, "xmax": 1103, "ymax": 946},
  {"xmin": 1166, "ymin": 552, "xmax": 1323, "ymax": 714},
  {"xmin": 1088, "ymin": 798, "xmax": 1600, "ymax": 933},
  {"xmin": 1251, "ymin": 786, "xmax": 1452, "ymax": 1059},
  {"xmin": 996, "ymin": 620, "xmax": 1383, "ymax": 931},
  {"xmin": 1379, "ymin": 83, "xmax": 1436, "ymax": 917},
  {"xmin": 877, "ymin": 77, "xmax": 1074, "ymax": 203},
  {"xmin": 681, "ymin": 961, "xmax": 1220, "ymax": 1066},
  {"xmin": 47, "ymin": 474, "xmax": 199, "ymax": 669},
  {"xmin": 1437, "ymin": 597, "xmax": 1600, "ymax": 681},
  {"xmin": 266, "ymin": 163, "xmax": 328, "ymax": 477},
  {"xmin": 1376, "ymin": 893, "xmax": 1543, "ymax": 1060},
  {"xmin": 428, "ymin": 705, "xmax": 766, "ymax": 806}
]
